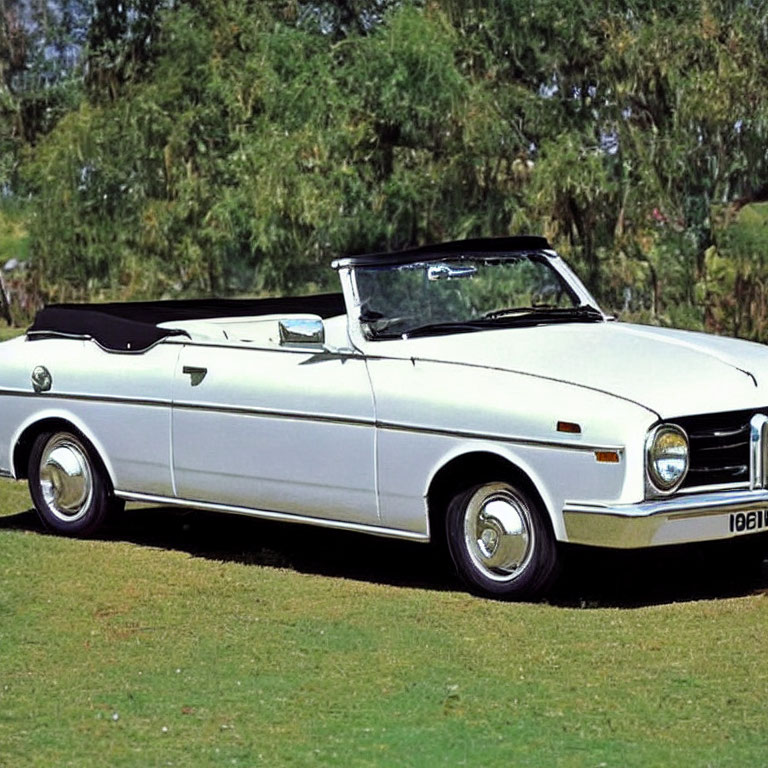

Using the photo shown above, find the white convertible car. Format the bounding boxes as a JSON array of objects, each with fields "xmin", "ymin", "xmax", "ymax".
[{"xmin": 2, "ymin": 236, "xmax": 768, "ymax": 599}]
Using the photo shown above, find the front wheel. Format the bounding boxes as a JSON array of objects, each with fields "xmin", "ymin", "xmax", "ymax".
[
  {"xmin": 446, "ymin": 481, "xmax": 559, "ymax": 600},
  {"xmin": 28, "ymin": 430, "xmax": 113, "ymax": 537}
]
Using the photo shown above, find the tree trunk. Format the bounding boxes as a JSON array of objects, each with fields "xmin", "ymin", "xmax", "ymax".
[
  {"xmin": 0, "ymin": 272, "xmax": 13, "ymax": 326},
  {"xmin": 647, "ymin": 260, "xmax": 660, "ymax": 318}
]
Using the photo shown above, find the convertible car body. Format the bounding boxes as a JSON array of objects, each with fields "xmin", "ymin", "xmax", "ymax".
[{"xmin": 2, "ymin": 235, "xmax": 768, "ymax": 598}]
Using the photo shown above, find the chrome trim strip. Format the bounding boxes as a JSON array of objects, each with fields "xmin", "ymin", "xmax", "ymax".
[
  {"xmin": 0, "ymin": 387, "xmax": 169, "ymax": 408},
  {"xmin": 114, "ymin": 490, "xmax": 430, "ymax": 542},
  {"xmin": 0, "ymin": 387, "xmax": 370, "ymax": 428},
  {"xmin": 565, "ymin": 490, "xmax": 768, "ymax": 518},
  {"xmin": 677, "ymin": 481, "xmax": 749, "ymax": 495},
  {"xmin": 26, "ymin": 331, "xmax": 353, "ymax": 358},
  {"xmin": 173, "ymin": 400, "xmax": 375, "ymax": 428},
  {"xmin": 750, "ymin": 413, "xmax": 768, "ymax": 489},
  {"xmin": 26, "ymin": 330, "xmax": 90, "ymax": 341},
  {"xmin": 174, "ymin": 405, "xmax": 620, "ymax": 451},
  {"xmin": 0, "ymin": 467, "xmax": 13, "ymax": 479},
  {"xmin": 0, "ymin": 386, "xmax": 622, "ymax": 453},
  {"xmin": 377, "ymin": 420, "xmax": 623, "ymax": 454},
  {"xmin": 563, "ymin": 489, "xmax": 768, "ymax": 548},
  {"xmin": 26, "ymin": 331, "xmax": 188, "ymax": 355},
  {"xmin": 167, "ymin": 338, "xmax": 361, "ymax": 357}
]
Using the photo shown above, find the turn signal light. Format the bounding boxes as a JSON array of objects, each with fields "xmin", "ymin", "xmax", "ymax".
[
  {"xmin": 557, "ymin": 421, "xmax": 581, "ymax": 434},
  {"xmin": 595, "ymin": 451, "xmax": 620, "ymax": 463}
]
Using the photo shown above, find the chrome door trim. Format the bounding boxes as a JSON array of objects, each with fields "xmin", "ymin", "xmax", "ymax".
[
  {"xmin": 115, "ymin": 490, "xmax": 430, "ymax": 542},
  {"xmin": 167, "ymin": 337, "xmax": 362, "ymax": 357},
  {"xmin": 172, "ymin": 400, "xmax": 375, "ymax": 428},
  {"xmin": 0, "ymin": 387, "xmax": 169, "ymax": 408},
  {"xmin": 0, "ymin": 385, "xmax": 621, "ymax": 453},
  {"xmin": 376, "ymin": 420, "xmax": 623, "ymax": 454},
  {"xmin": 26, "ymin": 334, "xmax": 364, "ymax": 358}
]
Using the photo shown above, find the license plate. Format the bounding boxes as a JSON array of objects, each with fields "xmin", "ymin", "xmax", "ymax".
[{"xmin": 729, "ymin": 510, "xmax": 768, "ymax": 534}]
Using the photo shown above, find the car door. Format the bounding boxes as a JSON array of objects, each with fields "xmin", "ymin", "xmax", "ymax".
[{"xmin": 171, "ymin": 340, "xmax": 377, "ymax": 524}]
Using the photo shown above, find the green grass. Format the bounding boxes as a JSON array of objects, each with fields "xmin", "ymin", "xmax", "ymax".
[
  {"xmin": 0, "ymin": 325, "xmax": 24, "ymax": 341},
  {"xmin": 2, "ymin": 478, "xmax": 768, "ymax": 767}
]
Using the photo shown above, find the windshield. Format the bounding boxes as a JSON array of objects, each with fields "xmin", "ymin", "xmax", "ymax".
[{"xmin": 353, "ymin": 252, "xmax": 600, "ymax": 339}]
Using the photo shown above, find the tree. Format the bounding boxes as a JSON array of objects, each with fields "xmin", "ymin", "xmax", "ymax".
[{"xmin": 14, "ymin": 0, "xmax": 768, "ymax": 340}]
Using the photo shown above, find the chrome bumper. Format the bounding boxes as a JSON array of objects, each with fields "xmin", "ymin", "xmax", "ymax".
[{"xmin": 563, "ymin": 489, "xmax": 768, "ymax": 549}]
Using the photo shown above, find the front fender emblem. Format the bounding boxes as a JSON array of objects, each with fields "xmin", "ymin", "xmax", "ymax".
[{"xmin": 31, "ymin": 366, "xmax": 52, "ymax": 393}]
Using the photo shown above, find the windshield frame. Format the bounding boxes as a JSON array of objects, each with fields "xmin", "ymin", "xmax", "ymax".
[{"xmin": 344, "ymin": 248, "xmax": 605, "ymax": 342}]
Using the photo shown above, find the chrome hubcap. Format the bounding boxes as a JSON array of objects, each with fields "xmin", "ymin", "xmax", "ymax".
[
  {"xmin": 463, "ymin": 484, "xmax": 534, "ymax": 582},
  {"xmin": 39, "ymin": 434, "xmax": 93, "ymax": 523}
]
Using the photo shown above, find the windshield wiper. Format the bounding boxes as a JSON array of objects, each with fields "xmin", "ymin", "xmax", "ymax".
[
  {"xmin": 391, "ymin": 321, "xmax": 492, "ymax": 339},
  {"xmin": 483, "ymin": 305, "xmax": 604, "ymax": 321},
  {"xmin": 369, "ymin": 305, "xmax": 604, "ymax": 340}
]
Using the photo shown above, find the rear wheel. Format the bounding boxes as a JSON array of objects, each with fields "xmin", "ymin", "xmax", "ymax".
[
  {"xmin": 28, "ymin": 430, "xmax": 113, "ymax": 537},
  {"xmin": 446, "ymin": 481, "xmax": 559, "ymax": 599}
]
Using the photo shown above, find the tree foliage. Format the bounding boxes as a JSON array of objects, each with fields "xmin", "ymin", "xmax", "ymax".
[{"xmin": 6, "ymin": 0, "xmax": 768, "ymax": 338}]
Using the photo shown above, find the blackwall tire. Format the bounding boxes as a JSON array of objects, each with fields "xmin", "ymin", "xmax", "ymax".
[
  {"xmin": 446, "ymin": 481, "xmax": 559, "ymax": 600},
  {"xmin": 28, "ymin": 430, "xmax": 112, "ymax": 537}
]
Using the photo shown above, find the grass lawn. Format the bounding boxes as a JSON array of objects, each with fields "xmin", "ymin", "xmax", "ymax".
[
  {"xmin": 0, "ymin": 325, "xmax": 23, "ymax": 342},
  {"xmin": 2, "ymin": 477, "xmax": 768, "ymax": 767},
  {"xmin": 0, "ymin": 321, "xmax": 27, "ymax": 341}
]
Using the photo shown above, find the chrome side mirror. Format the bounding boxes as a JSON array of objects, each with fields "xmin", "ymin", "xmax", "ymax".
[{"xmin": 278, "ymin": 317, "xmax": 325, "ymax": 349}]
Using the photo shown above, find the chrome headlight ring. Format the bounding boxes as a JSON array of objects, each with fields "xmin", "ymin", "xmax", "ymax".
[{"xmin": 646, "ymin": 423, "xmax": 690, "ymax": 494}]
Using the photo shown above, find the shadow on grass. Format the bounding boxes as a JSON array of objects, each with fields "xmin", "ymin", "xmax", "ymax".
[
  {"xmin": 0, "ymin": 505, "xmax": 458, "ymax": 593},
  {"xmin": 2, "ymin": 505, "xmax": 768, "ymax": 608},
  {"xmin": 552, "ymin": 539, "xmax": 768, "ymax": 609}
]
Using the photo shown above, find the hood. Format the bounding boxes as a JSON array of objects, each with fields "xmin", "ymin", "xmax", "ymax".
[{"xmin": 386, "ymin": 321, "xmax": 768, "ymax": 419}]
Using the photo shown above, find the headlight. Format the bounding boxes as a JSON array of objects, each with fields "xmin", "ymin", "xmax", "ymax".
[{"xmin": 646, "ymin": 424, "xmax": 689, "ymax": 492}]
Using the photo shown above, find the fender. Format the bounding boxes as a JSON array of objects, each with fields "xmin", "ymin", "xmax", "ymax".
[
  {"xmin": 423, "ymin": 440, "xmax": 562, "ymax": 539},
  {"xmin": 10, "ymin": 406, "xmax": 118, "ymax": 488}
]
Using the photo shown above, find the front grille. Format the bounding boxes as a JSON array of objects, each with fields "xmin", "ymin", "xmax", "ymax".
[{"xmin": 670, "ymin": 409, "xmax": 765, "ymax": 489}]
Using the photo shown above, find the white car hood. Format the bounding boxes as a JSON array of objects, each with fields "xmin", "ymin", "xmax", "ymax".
[{"xmin": 388, "ymin": 321, "xmax": 768, "ymax": 418}]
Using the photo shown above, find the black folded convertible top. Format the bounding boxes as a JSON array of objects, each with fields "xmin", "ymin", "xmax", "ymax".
[{"xmin": 28, "ymin": 293, "xmax": 347, "ymax": 353}]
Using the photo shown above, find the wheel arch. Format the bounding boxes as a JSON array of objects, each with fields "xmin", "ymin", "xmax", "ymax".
[
  {"xmin": 426, "ymin": 449, "xmax": 559, "ymax": 543},
  {"xmin": 11, "ymin": 412, "xmax": 117, "ymax": 489}
]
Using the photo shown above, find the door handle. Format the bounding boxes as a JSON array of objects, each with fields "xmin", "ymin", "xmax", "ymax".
[{"xmin": 182, "ymin": 366, "xmax": 207, "ymax": 386}]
